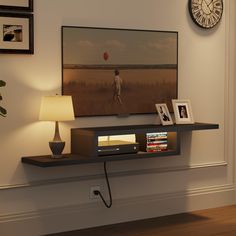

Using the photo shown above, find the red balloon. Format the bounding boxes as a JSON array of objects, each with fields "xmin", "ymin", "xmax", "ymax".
[{"xmin": 103, "ymin": 52, "xmax": 109, "ymax": 61}]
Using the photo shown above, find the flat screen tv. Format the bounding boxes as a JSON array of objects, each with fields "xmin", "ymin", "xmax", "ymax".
[{"xmin": 62, "ymin": 26, "xmax": 178, "ymax": 117}]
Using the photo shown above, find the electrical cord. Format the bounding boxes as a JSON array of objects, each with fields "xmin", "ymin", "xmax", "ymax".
[{"xmin": 93, "ymin": 161, "xmax": 113, "ymax": 208}]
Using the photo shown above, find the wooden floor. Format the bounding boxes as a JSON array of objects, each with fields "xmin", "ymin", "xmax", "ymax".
[{"xmin": 48, "ymin": 205, "xmax": 236, "ymax": 236}]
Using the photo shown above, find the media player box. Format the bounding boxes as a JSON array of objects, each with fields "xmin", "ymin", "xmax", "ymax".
[
  {"xmin": 71, "ymin": 128, "xmax": 139, "ymax": 157},
  {"xmin": 98, "ymin": 140, "xmax": 139, "ymax": 156}
]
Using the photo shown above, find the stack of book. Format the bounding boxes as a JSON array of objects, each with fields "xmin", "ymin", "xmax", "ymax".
[{"xmin": 146, "ymin": 132, "xmax": 168, "ymax": 152}]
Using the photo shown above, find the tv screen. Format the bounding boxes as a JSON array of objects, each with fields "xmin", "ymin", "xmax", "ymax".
[{"xmin": 62, "ymin": 26, "xmax": 178, "ymax": 117}]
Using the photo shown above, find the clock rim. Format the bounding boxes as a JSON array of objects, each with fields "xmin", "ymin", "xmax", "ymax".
[{"xmin": 188, "ymin": 0, "xmax": 223, "ymax": 29}]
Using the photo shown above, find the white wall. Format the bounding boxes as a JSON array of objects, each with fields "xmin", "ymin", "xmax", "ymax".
[{"xmin": 0, "ymin": 0, "xmax": 235, "ymax": 235}]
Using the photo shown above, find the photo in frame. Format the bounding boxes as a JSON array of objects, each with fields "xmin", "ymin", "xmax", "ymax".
[
  {"xmin": 0, "ymin": 0, "xmax": 33, "ymax": 12},
  {"xmin": 0, "ymin": 12, "xmax": 34, "ymax": 54},
  {"xmin": 172, "ymin": 99, "xmax": 194, "ymax": 124},
  {"xmin": 155, "ymin": 103, "xmax": 173, "ymax": 125},
  {"xmin": 62, "ymin": 26, "xmax": 178, "ymax": 117}
]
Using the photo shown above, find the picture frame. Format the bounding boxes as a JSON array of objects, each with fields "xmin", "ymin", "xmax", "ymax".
[
  {"xmin": 0, "ymin": 12, "xmax": 34, "ymax": 54},
  {"xmin": 155, "ymin": 103, "xmax": 173, "ymax": 125},
  {"xmin": 62, "ymin": 26, "xmax": 178, "ymax": 117},
  {"xmin": 0, "ymin": 0, "xmax": 33, "ymax": 12},
  {"xmin": 172, "ymin": 99, "xmax": 194, "ymax": 124}
]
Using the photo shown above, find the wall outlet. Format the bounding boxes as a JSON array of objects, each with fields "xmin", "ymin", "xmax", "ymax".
[{"xmin": 90, "ymin": 186, "xmax": 101, "ymax": 199}]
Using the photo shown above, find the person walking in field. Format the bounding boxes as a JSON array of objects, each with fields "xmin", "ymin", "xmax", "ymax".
[{"xmin": 113, "ymin": 69, "xmax": 122, "ymax": 104}]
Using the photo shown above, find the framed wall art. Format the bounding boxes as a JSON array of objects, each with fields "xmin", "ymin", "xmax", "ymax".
[
  {"xmin": 0, "ymin": 0, "xmax": 33, "ymax": 12},
  {"xmin": 0, "ymin": 12, "xmax": 34, "ymax": 54},
  {"xmin": 172, "ymin": 99, "xmax": 194, "ymax": 124},
  {"xmin": 62, "ymin": 26, "xmax": 178, "ymax": 117},
  {"xmin": 155, "ymin": 103, "xmax": 173, "ymax": 126}
]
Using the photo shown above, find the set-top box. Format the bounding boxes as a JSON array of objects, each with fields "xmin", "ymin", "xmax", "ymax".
[
  {"xmin": 71, "ymin": 128, "xmax": 139, "ymax": 157},
  {"xmin": 97, "ymin": 140, "xmax": 139, "ymax": 156}
]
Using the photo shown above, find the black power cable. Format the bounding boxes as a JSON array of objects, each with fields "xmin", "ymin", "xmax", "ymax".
[{"xmin": 93, "ymin": 161, "xmax": 112, "ymax": 208}]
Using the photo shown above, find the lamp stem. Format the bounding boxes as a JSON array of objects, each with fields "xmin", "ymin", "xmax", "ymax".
[{"xmin": 53, "ymin": 121, "xmax": 62, "ymax": 142}]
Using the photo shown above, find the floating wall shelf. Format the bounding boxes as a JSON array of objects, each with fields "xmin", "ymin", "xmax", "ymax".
[{"xmin": 21, "ymin": 122, "xmax": 219, "ymax": 168}]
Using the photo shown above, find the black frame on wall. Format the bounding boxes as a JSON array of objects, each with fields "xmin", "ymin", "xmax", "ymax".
[
  {"xmin": 0, "ymin": 12, "xmax": 34, "ymax": 54},
  {"xmin": 62, "ymin": 26, "xmax": 178, "ymax": 117},
  {"xmin": 0, "ymin": 0, "xmax": 33, "ymax": 12}
]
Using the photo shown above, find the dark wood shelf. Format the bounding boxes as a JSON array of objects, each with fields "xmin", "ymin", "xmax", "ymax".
[
  {"xmin": 75, "ymin": 122, "xmax": 219, "ymax": 134},
  {"xmin": 21, "ymin": 122, "xmax": 219, "ymax": 168},
  {"xmin": 21, "ymin": 150, "xmax": 178, "ymax": 168}
]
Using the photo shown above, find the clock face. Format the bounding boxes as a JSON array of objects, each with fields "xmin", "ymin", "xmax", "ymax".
[{"xmin": 188, "ymin": 0, "xmax": 223, "ymax": 29}]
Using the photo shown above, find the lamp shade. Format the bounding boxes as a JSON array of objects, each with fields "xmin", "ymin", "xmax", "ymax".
[{"xmin": 39, "ymin": 95, "xmax": 75, "ymax": 121}]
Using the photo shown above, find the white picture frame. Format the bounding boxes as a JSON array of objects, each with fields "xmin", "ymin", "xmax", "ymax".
[
  {"xmin": 155, "ymin": 103, "xmax": 173, "ymax": 126},
  {"xmin": 172, "ymin": 99, "xmax": 194, "ymax": 124}
]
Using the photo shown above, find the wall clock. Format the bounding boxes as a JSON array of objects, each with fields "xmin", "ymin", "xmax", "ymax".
[{"xmin": 188, "ymin": 0, "xmax": 223, "ymax": 29}]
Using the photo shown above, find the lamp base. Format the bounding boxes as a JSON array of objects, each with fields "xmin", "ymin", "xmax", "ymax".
[{"xmin": 49, "ymin": 141, "xmax": 65, "ymax": 158}]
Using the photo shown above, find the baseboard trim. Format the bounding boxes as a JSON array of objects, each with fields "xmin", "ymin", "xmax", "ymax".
[{"xmin": 0, "ymin": 183, "xmax": 234, "ymax": 224}]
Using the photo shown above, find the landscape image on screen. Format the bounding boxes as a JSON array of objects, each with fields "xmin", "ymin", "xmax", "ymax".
[{"xmin": 62, "ymin": 26, "xmax": 178, "ymax": 117}]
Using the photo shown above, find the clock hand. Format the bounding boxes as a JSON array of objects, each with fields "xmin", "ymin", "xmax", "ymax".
[
  {"xmin": 203, "ymin": 0, "xmax": 212, "ymax": 13},
  {"xmin": 207, "ymin": 0, "xmax": 213, "ymax": 5},
  {"xmin": 207, "ymin": 0, "xmax": 214, "ymax": 7}
]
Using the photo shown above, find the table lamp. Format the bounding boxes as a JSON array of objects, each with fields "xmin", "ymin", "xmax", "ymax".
[{"xmin": 39, "ymin": 95, "xmax": 75, "ymax": 158}]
